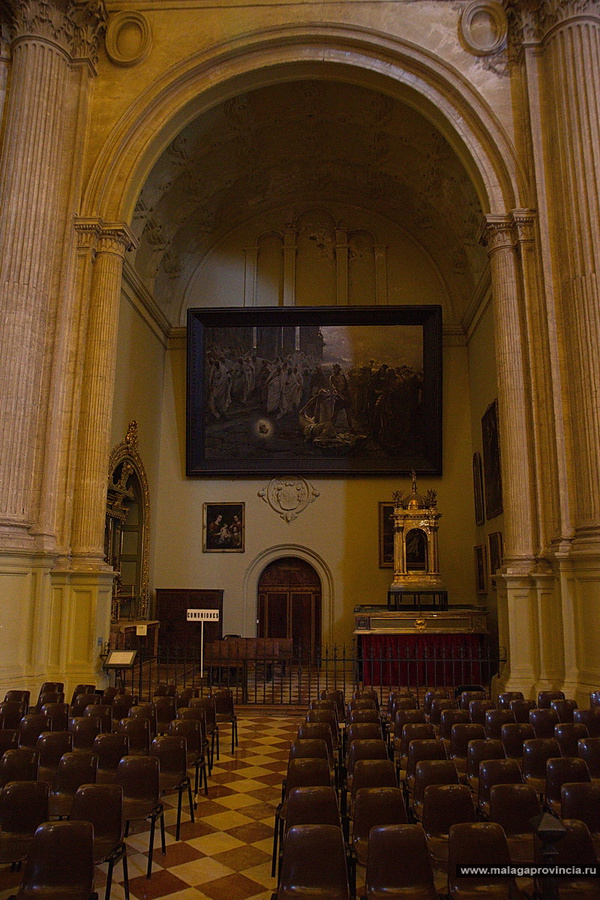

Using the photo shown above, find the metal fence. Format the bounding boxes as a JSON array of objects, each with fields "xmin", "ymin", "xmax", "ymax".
[{"xmin": 106, "ymin": 639, "xmax": 504, "ymax": 706}]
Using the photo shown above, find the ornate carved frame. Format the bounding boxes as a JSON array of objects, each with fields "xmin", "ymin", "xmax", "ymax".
[{"xmin": 107, "ymin": 422, "xmax": 150, "ymax": 619}]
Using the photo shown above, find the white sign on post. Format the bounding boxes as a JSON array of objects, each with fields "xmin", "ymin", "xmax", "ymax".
[
  {"xmin": 186, "ymin": 609, "xmax": 220, "ymax": 674},
  {"xmin": 186, "ymin": 609, "xmax": 220, "ymax": 622}
]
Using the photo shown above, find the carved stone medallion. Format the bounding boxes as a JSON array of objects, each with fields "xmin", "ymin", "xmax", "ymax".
[{"xmin": 258, "ymin": 477, "xmax": 319, "ymax": 522}]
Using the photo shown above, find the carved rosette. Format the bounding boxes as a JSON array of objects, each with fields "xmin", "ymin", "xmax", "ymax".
[
  {"xmin": 503, "ymin": 0, "xmax": 599, "ymax": 48},
  {"xmin": 7, "ymin": 0, "xmax": 107, "ymax": 65},
  {"xmin": 258, "ymin": 477, "xmax": 320, "ymax": 523}
]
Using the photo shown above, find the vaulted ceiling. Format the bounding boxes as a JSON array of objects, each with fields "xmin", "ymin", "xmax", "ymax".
[{"xmin": 129, "ymin": 79, "xmax": 487, "ymax": 328}]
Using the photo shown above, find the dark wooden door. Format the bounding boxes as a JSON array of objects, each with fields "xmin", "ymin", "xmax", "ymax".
[
  {"xmin": 155, "ymin": 589, "xmax": 223, "ymax": 654},
  {"xmin": 257, "ymin": 557, "xmax": 321, "ymax": 658}
]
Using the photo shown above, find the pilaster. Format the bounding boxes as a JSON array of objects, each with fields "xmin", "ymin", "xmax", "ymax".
[
  {"xmin": 70, "ymin": 223, "xmax": 136, "ymax": 566},
  {"xmin": 483, "ymin": 216, "xmax": 537, "ymax": 567}
]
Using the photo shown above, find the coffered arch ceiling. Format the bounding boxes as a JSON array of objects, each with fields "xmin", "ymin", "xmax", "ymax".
[{"xmin": 129, "ymin": 79, "xmax": 487, "ymax": 328}]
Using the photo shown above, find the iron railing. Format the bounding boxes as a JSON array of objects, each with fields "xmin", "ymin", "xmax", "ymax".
[{"xmin": 104, "ymin": 639, "xmax": 504, "ymax": 706}]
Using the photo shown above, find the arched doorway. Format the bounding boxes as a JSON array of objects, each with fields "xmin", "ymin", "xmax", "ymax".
[{"xmin": 258, "ymin": 557, "xmax": 321, "ymax": 658}]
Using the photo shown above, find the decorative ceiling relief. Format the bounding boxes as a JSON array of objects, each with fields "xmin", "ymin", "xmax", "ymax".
[{"xmin": 258, "ymin": 478, "xmax": 320, "ymax": 523}]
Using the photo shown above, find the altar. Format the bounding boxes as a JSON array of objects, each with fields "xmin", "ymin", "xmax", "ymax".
[
  {"xmin": 358, "ymin": 475, "xmax": 490, "ymax": 688},
  {"xmin": 354, "ymin": 606, "xmax": 488, "ymax": 687}
]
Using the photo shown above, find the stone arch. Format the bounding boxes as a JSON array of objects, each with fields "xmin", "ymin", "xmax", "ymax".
[
  {"xmin": 243, "ymin": 544, "xmax": 335, "ymax": 643},
  {"xmin": 84, "ymin": 23, "xmax": 523, "ymax": 225}
]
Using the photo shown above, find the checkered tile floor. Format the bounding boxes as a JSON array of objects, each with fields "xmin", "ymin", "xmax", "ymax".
[{"xmin": 0, "ymin": 715, "xmax": 301, "ymax": 900}]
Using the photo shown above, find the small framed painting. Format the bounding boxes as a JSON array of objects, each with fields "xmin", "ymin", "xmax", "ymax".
[
  {"xmin": 488, "ymin": 531, "xmax": 503, "ymax": 578},
  {"xmin": 203, "ymin": 502, "xmax": 245, "ymax": 552},
  {"xmin": 379, "ymin": 502, "xmax": 395, "ymax": 568},
  {"xmin": 482, "ymin": 400, "xmax": 503, "ymax": 519},
  {"xmin": 474, "ymin": 544, "xmax": 487, "ymax": 594}
]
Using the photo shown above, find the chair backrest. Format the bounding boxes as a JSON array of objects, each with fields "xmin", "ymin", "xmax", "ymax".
[
  {"xmin": 18, "ymin": 713, "xmax": 52, "ymax": 749},
  {"xmin": 168, "ymin": 718, "xmax": 204, "ymax": 757},
  {"xmin": 537, "ymin": 690, "xmax": 565, "ymax": 709},
  {"xmin": 71, "ymin": 783, "xmax": 125, "ymax": 862},
  {"xmin": 589, "ymin": 691, "xmax": 600, "ymax": 709},
  {"xmin": 346, "ymin": 722, "xmax": 383, "ymax": 744},
  {"xmin": 534, "ymin": 818, "xmax": 598, "ymax": 870},
  {"xmin": 116, "ymin": 715, "xmax": 151, "ymax": 755},
  {"xmin": 153, "ymin": 696, "xmax": 177, "ymax": 730},
  {"xmin": 397, "ymin": 722, "xmax": 435, "ymax": 757},
  {"xmin": 345, "ymin": 739, "xmax": 388, "ymax": 778},
  {"xmin": 529, "ymin": 707, "xmax": 560, "ymax": 738},
  {"xmin": 0, "ymin": 747, "xmax": 38, "ymax": 786},
  {"xmin": 70, "ymin": 692, "xmax": 100, "ymax": 717},
  {"xmin": 35, "ymin": 691, "xmax": 65, "ymax": 711},
  {"xmin": 459, "ymin": 690, "xmax": 486, "ymax": 710},
  {"xmin": 406, "ymin": 739, "xmax": 447, "ymax": 779},
  {"xmin": 0, "ymin": 700, "xmax": 27, "ymax": 729},
  {"xmin": 423, "ymin": 690, "xmax": 450, "ymax": 716},
  {"xmin": 421, "ymin": 783, "xmax": 476, "ymax": 837},
  {"xmin": 102, "ymin": 686, "xmax": 119, "ymax": 705},
  {"xmin": 70, "ymin": 684, "xmax": 96, "ymax": 705},
  {"xmin": 578, "ymin": 736, "xmax": 600, "ymax": 777},
  {"xmin": 347, "ymin": 708, "xmax": 380, "ymax": 727},
  {"xmin": 51, "ymin": 750, "xmax": 98, "ymax": 795},
  {"xmin": 554, "ymin": 722, "xmax": 589, "ymax": 757},
  {"xmin": 393, "ymin": 709, "xmax": 426, "ymax": 737},
  {"xmin": 4, "ymin": 689, "xmax": 30, "ymax": 706},
  {"xmin": 522, "ymin": 738, "xmax": 561, "ymax": 779},
  {"xmin": 278, "ymin": 824, "xmax": 350, "ymax": 900},
  {"xmin": 18, "ymin": 820, "xmax": 95, "ymax": 896},
  {"xmin": 465, "ymin": 739, "xmax": 505, "ymax": 781},
  {"xmin": 0, "ymin": 729, "xmax": 19, "ymax": 757},
  {"xmin": 68, "ymin": 715, "xmax": 102, "ymax": 750},
  {"xmin": 428, "ymin": 698, "xmax": 457, "ymax": 727},
  {"xmin": 448, "ymin": 822, "xmax": 513, "ymax": 897},
  {"xmin": 439, "ymin": 709, "xmax": 470, "ymax": 741},
  {"xmin": 288, "ymin": 738, "xmax": 331, "ymax": 767},
  {"xmin": 153, "ymin": 683, "xmax": 176, "ymax": 697},
  {"xmin": 0, "ymin": 779, "xmax": 49, "ymax": 838},
  {"xmin": 550, "ymin": 698, "xmax": 578, "ymax": 722},
  {"xmin": 365, "ymin": 824, "xmax": 436, "ymax": 899},
  {"xmin": 189, "ymin": 697, "xmax": 217, "ymax": 731},
  {"xmin": 484, "ymin": 708, "xmax": 516, "ymax": 739},
  {"xmin": 500, "ymin": 722, "xmax": 535, "ymax": 758},
  {"xmin": 285, "ymin": 785, "xmax": 341, "ymax": 832},
  {"xmin": 468, "ymin": 699, "xmax": 497, "ymax": 725},
  {"xmin": 151, "ymin": 735, "xmax": 188, "ymax": 778},
  {"xmin": 83, "ymin": 703, "xmax": 113, "ymax": 732},
  {"xmin": 39, "ymin": 702, "xmax": 70, "ymax": 732},
  {"xmin": 350, "ymin": 758, "xmax": 397, "ymax": 797},
  {"xmin": 497, "ymin": 691, "xmax": 524, "ymax": 709},
  {"xmin": 449, "ymin": 722, "xmax": 486, "ymax": 759},
  {"xmin": 413, "ymin": 759, "xmax": 459, "ymax": 808},
  {"xmin": 128, "ymin": 704, "xmax": 157, "ymax": 737},
  {"xmin": 39, "ymin": 682, "xmax": 64, "ymax": 696},
  {"xmin": 488, "ymin": 782, "xmax": 541, "ymax": 835},
  {"xmin": 509, "ymin": 698, "xmax": 537, "ymax": 723},
  {"xmin": 477, "ymin": 758, "xmax": 523, "ymax": 810},
  {"xmin": 297, "ymin": 721, "xmax": 335, "ymax": 759},
  {"xmin": 560, "ymin": 781, "xmax": 600, "ymax": 833},
  {"xmin": 116, "ymin": 754, "xmax": 160, "ymax": 807},
  {"xmin": 284, "ymin": 757, "xmax": 332, "ymax": 800},
  {"xmin": 93, "ymin": 732, "xmax": 130, "ymax": 774},
  {"xmin": 545, "ymin": 756, "xmax": 590, "ymax": 807},
  {"xmin": 352, "ymin": 787, "xmax": 407, "ymax": 849},
  {"xmin": 36, "ymin": 730, "xmax": 73, "ymax": 772},
  {"xmin": 111, "ymin": 694, "xmax": 136, "ymax": 721},
  {"xmin": 573, "ymin": 707, "xmax": 600, "ymax": 737},
  {"xmin": 354, "ymin": 689, "xmax": 379, "ymax": 709}
]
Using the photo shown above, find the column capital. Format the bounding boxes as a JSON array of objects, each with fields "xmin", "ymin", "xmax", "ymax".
[
  {"xmin": 503, "ymin": 0, "xmax": 600, "ymax": 48},
  {"xmin": 510, "ymin": 208, "xmax": 537, "ymax": 243},
  {"xmin": 6, "ymin": 0, "xmax": 107, "ymax": 66},
  {"xmin": 481, "ymin": 214, "xmax": 515, "ymax": 253},
  {"xmin": 96, "ymin": 222, "xmax": 138, "ymax": 257}
]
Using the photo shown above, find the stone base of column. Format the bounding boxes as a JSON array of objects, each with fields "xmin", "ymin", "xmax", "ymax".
[
  {"xmin": 495, "ymin": 571, "xmax": 538, "ymax": 699},
  {"xmin": 0, "ymin": 550, "xmax": 112, "ymax": 695},
  {"xmin": 554, "ymin": 549, "xmax": 600, "ymax": 706}
]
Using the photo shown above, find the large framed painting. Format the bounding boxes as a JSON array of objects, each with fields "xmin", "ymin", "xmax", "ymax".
[
  {"xmin": 482, "ymin": 399, "xmax": 503, "ymax": 519},
  {"xmin": 187, "ymin": 306, "xmax": 442, "ymax": 476}
]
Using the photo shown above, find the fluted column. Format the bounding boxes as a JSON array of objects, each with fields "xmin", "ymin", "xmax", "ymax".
[
  {"xmin": 504, "ymin": 0, "xmax": 600, "ymax": 537},
  {"xmin": 283, "ymin": 227, "xmax": 297, "ymax": 307},
  {"xmin": 484, "ymin": 216, "xmax": 537, "ymax": 566},
  {"xmin": 71, "ymin": 224, "xmax": 135, "ymax": 565},
  {"xmin": 0, "ymin": 0, "xmax": 106, "ymax": 545}
]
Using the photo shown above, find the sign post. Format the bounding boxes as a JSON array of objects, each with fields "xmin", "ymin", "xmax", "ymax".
[{"xmin": 187, "ymin": 608, "xmax": 220, "ymax": 676}]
